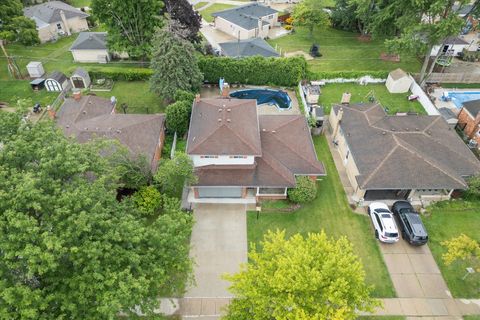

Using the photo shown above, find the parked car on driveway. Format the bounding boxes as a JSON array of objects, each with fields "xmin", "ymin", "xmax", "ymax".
[
  {"xmin": 368, "ymin": 202, "xmax": 399, "ymax": 243},
  {"xmin": 392, "ymin": 201, "xmax": 428, "ymax": 246}
]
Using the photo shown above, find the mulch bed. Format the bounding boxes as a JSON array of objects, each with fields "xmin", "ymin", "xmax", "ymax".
[
  {"xmin": 357, "ymin": 34, "xmax": 372, "ymax": 42},
  {"xmin": 380, "ymin": 52, "xmax": 401, "ymax": 62},
  {"xmin": 261, "ymin": 203, "xmax": 301, "ymax": 213}
]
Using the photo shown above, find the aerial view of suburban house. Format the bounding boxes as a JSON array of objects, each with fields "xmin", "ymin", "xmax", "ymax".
[
  {"xmin": 212, "ymin": 3, "xmax": 278, "ymax": 40},
  {"xmin": 23, "ymin": 1, "xmax": 89, "ymax": 43},
  {"xmin": 219, "ymin": 38, "xmax": 279, "ymax": 57},
  {"xmin": 458, "ymin": 99, "xmax": 480, "ymax": 146},
  {"xmin": 186, "ymin": 97, "xmax": 325, "ymax": 202},
  {"xmin": 329, "ymin": 103, "xmax": 480, "ymax": 203},
  {"xmin": 430, "ymin": 36, "xmax": 470, "ymax": 57},
  {"xmin": 70, "ymin": 32, "xmax": 109, "ymax": 63},
  {"xmin": 55, "ymin": 94, "xmax": 165, "ymax": 171}
]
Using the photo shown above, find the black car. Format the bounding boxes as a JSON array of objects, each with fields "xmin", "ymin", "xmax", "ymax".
[{"xmin": 391, "ymin": 201, "xmax": 428, "ymax": 246}]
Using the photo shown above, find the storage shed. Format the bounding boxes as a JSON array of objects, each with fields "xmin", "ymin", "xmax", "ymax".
[
  {"xmin": 30, "ymin": 78, "xmax": 45, "ymax": 91},
  {"xmin": 70, "ymin": 67, "xmax": 91, "ymax": 89},
  {"xmin": 45, "ymin": 71, "xmax": 69, "ymax": 92},
  {"xmin": 26, "ymin": 61, "xmax": 45, "ymax": 78},
  {"xmin": 385, "ymin": 68, "xmax": 413, "ymax": 93}
]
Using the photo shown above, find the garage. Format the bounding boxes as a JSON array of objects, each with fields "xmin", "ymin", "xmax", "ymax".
[{"xmin": 197, "ymin": 187, "xmax": 243, "ymax": 198}]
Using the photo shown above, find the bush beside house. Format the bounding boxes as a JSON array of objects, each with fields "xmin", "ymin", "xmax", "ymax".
[{"xmin": 288, "ymin": 176, "xmax": 318, "ymax": 203}]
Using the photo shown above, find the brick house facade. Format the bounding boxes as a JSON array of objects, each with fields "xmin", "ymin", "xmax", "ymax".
[{"xmin": 458, "ymin": 100, "xmax": 480, "ymax": 147}]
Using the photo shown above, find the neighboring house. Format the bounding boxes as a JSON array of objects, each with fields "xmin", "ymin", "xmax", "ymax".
[
  {"xmin": 24, "ymin": 1, "xmax": 89, "ymax": 43},
  {"xmin": 431, "ymin": 36, "xmax": 470, "ymax": 56},
  {"xmin": 219, "ymin": 38, "xmax": 279, "ymax": 57},
  {"xmin": 186, "ymin": 97, "xmax": 325, "ymax": 203},
  {"xmin": 385, "ymin": 68, "xmax": 413, "ymax": 94},
  {"xmin": 55, "ymin": 94, "xmax": 166, "ymax": 171},
  {"xmin": 45, "ymin": 71, "xmax": 69, "ymax": 92},
  {"xmin": 212, "ymin": 3, "xmax": 278, "ymax": 40},
  {"xmin": 70, "ymin": 32, "xmax": 110, "ymax": 63},
  {"xmin": 458, "ymin": 99, "xmax": 480, "ymax": 147},
  {"xmin": 329, "ymin": 103, "xmax": 480, "ymax": 204}
]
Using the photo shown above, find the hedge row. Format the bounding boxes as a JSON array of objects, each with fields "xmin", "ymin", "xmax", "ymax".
[
  {"xmin": 307, "ymin": 70, "xmax": 389, "ymax": 80},
  {"xmin": 86, "ymin": 67, "xmax": 153, "ymax": 81},
  {"xmin": 198, "ymin": 56, "xmax": 307, "ymax": 87}
]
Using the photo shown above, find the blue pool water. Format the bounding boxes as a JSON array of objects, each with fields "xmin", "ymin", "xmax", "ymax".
[
  {"xmin": 230, "ymin": 89, "xmax": 292, "ymax": 110},
  {"xmin": 446, "ymin": 91, "xmax": 480, "ymax": 109}
]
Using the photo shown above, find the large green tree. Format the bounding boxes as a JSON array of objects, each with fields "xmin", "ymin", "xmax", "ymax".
[
  {"xmin": 165, "ymin": 100, "xmax": 192, "ymax": 136},
  {"xmin": 150, "ymin": 25, "xmax": 203, "ymax": 101},
  {"xmin": 0, "ymin": 0, "xmax": 39, "ymax": 45},
  {"xmin": 292, "ymin": 0, "xmax": 330, "ymax": 36},
  {"xmin": 0, "ymin": 113, "xmax": 193, "ymax": 319},
  {"xmin": 224, "ymin": 230, "xmax": 379, "ymax": 320},
  {"xmin": 154, "ymin": 152, "xmax": 197, "ymax": 198},
  {"xmin": 91, "ymin": 0, "xmax": 164, "ymax": 58}
]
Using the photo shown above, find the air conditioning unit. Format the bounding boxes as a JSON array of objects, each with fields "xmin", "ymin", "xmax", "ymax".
[
  {"xmin": 58, "ymin": 30, "xmax": 66, "ymax": 36},
  {"xmin": 468, "ymin": 139, "xmax": 478, "ymax": 149}
]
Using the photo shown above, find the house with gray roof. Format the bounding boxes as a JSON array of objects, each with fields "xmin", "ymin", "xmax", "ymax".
[
  {"xmin": 219, "ymin": 38, "xmax": 279, "ymax": 57},
  {"xmin": 212, "ymin": 3, "xmax": 278, "ymax": 40},
  {"xmin": 24, "ymin": 1, "xmax": 89, "ymax": 43},
  {"xmin": 329, "ymin": 103, "xmax": 480, "ymax": 204},
  {"xmin": 70, "ymin": 32, "xmax": 109, "ymax": 63},
  {"xmin": 458, "ymin": 99, "xmax": 480, "ymax": 147},
  {"xmin": 55, "ymin": 94, "xmax": 166, "ymax": 171},
  {"xmin": 186, "ymin": 97, "xmax": 325, "ymax": 203},
  {"xmin": 430, "ymin": 36, "xmax": 470, "ymax": 57}
]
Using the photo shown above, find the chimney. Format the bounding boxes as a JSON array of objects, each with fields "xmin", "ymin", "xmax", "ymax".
[
  {"xmin": 195, "ymin": 94, "xmax": 201, "ymax": 103},
  {"xmin": 73, "ymin": 89, "xmax": 81, "ymax": 101},
  {"xmin": 258, "ymin": 18, "xmax": 263, "ymax": 38},
  {"xmin": 222, "ymin": 83, "xmax": 230, "ymax": 98},
  {"xmin": 59, "ymin": 10, "xmax": 71, "ymax": 36},
  {"xmin": 47, "ymin": 105, "xmax": 56, "ymax": 120}
]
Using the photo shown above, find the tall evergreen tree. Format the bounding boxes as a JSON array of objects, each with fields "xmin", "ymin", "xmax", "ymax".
[
  {"xmin": 150, "ymin": 25, "xmax": 202, "ymax": 101},
  {"xmin": 91, "ymin": 0, "xmax": 164, "ymax": 58}
]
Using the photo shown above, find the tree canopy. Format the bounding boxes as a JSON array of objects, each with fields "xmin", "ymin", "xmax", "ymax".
[
  {"xmin": 150, "ymin": 25, "xmax": 203, "ymax": 101},
  {"xmin": 442, "ymin": 234, "xmax": 480, "ymax": 272},
  {"xmin": 91, "ymin": 0, "xmax": 164, "ymax": 58},
  {"xmin": 154, "ymin": 152, "xmax": 197, "ymax": 198},
  {"xmin": 0, "ymin": 0, "xmax": 39, "ymax": 45},
  {"xmin": 0, "ymin": 113, "xmax": 193, "ymax": 319},
  {"xmin": 292, "ymin": 0, "xmax": 330, "ymax": 36},
  {"xmin": 224, "ymin": 230, "xmax": 379, "ymax": 320},
  {"xmin": 165, "ymin": 100, "xmax": 192, "ymax": 136},
  {"xmin": 162, "ymin": 0, "xmax": 202, "ymax": 42}
]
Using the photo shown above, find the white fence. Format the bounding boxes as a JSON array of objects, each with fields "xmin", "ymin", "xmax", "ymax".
[
  {"xmin": 410, "ymin": 80, "xmax": 439, "ymax": 115},
  {"xmin": 316, "ymin": 76, "xmax": 386, "ymax": 84},
  {"xmin": 297, "ymin": 82, "xmax": 308, "ymax": 116}
]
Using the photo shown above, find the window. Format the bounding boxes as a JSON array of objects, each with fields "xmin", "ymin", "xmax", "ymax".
[
  {"xmin": 56, "ymin": 23, "xmax": 62, "ymax": 30},
  {"xmin": 374, "ymin": 213, "xmax": 383, "ymax": 231},
  {"xmin": 268, "ymin": 15, "xmax": 274, "ymax": 19},
  {"xmin": 200, "ymin": 155, "xmax": 218, "ymax": 159},
  {"xmin": 230, "ymin": 155, "xmax": 247, "ymax": 159}
]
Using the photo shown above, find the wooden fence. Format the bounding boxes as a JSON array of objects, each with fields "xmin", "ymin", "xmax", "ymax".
[{"xmin": 423, "ymin": 72, "xmax": 480, "ymax": 83}]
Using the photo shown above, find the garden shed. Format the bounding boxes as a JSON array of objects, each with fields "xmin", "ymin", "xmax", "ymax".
[
  {"xmin": 45, "ymin": 71, "xmax": 69, "ymax": 92},
  {"xmin": 70, "ymin": 67, "xmax": 91, "ymax": 89},
  {"xmin": 26, "ymin": 61, "xmax": 45, "ymax": 78},
  {"xmin": 386, "ymin": 68, "xmax": 413, "ymax": 93}
]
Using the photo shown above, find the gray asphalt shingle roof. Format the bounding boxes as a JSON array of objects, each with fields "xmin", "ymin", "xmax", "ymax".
[
  {"xmin": 24, "ymin": 1, "xmax": 88, "ymax": 25},
  {"xmin": 212, "ymin": 3, "xmax": 278, "ymax": 30},
  {"xmin": 333, "ymin": 103, "xmax": 480, "ymax": 190},
  {"xmin": 219, "ymin": 38, "xmax": 279, "ymax": 57},
  {"xmin": 70, "ymin": 32, "xmax": 107, "ymax": 50},
  {"xmin": 463, "ymin": 99, "xmax": 480, "ymax": 118}
]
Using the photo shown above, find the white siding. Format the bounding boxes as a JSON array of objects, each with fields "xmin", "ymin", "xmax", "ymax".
[
  {"xmin": 430, "ymin": 43, "xmax": 469, "ymax": 57},
  {"xmin": 192, "ymin": 155, "xmax": 255, "ymax": 167},
  {"xmin": 72, "ymin": 49, "xmax": 110, "ymax": 63}
]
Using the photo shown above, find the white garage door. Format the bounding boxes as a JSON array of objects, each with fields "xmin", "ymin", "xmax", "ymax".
[{"xmin": 197, "ymin": 187, "xmax": 242, "ymax": 198}]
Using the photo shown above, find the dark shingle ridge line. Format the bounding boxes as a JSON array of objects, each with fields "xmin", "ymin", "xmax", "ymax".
[
  {"xmin": 360, "ymin": 144, "xmax": 400, "ymax": 188},
  {"xmin": 260, "ymin": 151, "xmax": 296, "ymax": 185}
]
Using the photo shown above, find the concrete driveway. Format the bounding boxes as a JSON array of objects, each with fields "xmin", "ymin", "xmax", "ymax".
[
  {"xmin": 379, "ymin": 240, "xmax": 451, "ymax": 299},
  {"xmin": 185, "ymin": 203, "xmax": 247, "ymax": 298}
]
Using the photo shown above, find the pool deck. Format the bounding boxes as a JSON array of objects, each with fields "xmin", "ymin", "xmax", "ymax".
[
  {"xmin": 431, "ymin": 87, "xmax": 480, "ymax": 115},
  {"xmin": 199, "ymin": 85, "xmax": 301, "ymax": 115}
]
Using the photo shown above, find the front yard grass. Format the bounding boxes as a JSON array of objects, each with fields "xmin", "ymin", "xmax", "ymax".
[
  {"xmin": 199, "ymin": 4, "xmax": 236, "ymax": 23},
  {"xmin": 319, "ymin": 83, "xmax": 425, "ymax": 115},
  {"xmin": 247, "ymin": 136, "xmax": 396, "ymax": 298},
  {"xmin": 95, "ymin": 81, "xmax": 165, "ymax": 114},
  {"xmin": 423, "ymin": 200, "xmax": 480, "ymax": 298},
  {"xmin": 268, "ymin": 27, "xmax": 421, "ymax": 73}
]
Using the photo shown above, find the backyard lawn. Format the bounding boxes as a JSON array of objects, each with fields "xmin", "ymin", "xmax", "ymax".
[
  {"xmin": 95, "ymin": 81, "xmax": 165, "ymax": 114},
  {"xmin": 247, "ymin": 136, "xmax": 396, "ymax": 298},
  {"xmin": 319, "ymin": 83, "xmax": 425, "ymax": 115},
  {"xmin": 198, "ymin": 4, "xmax": 236, "ymax": 23},
  {"xmin": 0, "ymin": 80, "xmax": 58, "ymax": 108},
  {"xmin": 268, "ymin": 27, "xmax": 421, "ymax": 73},
  {"xmin": 423, "ymin": 200, "xmax": 480, "ymax": 298}
]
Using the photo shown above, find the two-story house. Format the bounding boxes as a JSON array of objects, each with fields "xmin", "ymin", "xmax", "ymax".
[{"xmin": 186, "ymin": 97, "xmax": 325, "ymax": 203}]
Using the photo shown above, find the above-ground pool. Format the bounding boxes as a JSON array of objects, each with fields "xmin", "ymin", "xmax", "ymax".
[
  {"xmin": 445, "ymin": 91, "xmax": 480, "ymax": 109},
  {"xmin": 230, "ymin": 89, "xmax": 292, "ymax": 110}
]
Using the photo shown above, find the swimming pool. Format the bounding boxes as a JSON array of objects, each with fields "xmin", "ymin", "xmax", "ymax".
[
  {"xmin": 445, "ymin": 91, "xmax": 480, "ymax": 109},
  {"xmin": 230, "ymin": 89, "xmax": 292, "ymax": 110}
]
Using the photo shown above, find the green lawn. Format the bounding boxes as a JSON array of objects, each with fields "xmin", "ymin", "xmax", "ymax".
[
  {"xmin": 194, "ymin": 2, "xmax": 209, "ymax": 10},
  {"xmin": 319, "ymin": 83, "xmax": 425, "ymax": 115},
  {"xmin": 69, "ymin": 0, "xmax": 91, "ymax": 7},
  {"xmin": 199, "ymin": 4, "xmax": 236, "ymax": 23},
  {"xmin": 422, "ymin": 200, "xmax": 480, "ymax": 298},
  {"xmin": 358, "ymin": 317, "xmax": 405, "ymax": 320},
  {"xmin": 464, "ymin": 316, "xmax": 480, "ymax": 320},
  {"xmin": 247, "ymin": 136, "xmax": 396, "ymax": 298},
  {"xmin": 0, "ymin": 80, "xmax": 58, "ymax": 108},
  {"xmin": 95, "ymin": 81, "xmax": 165, "ymax": 114},
  {"xmin": 268, "ymin": 27, "xmax": 421, "ymax": 73}
]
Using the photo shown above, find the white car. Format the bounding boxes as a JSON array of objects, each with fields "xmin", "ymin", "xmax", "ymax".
[{"xmin": 368, "ymin": 202, "xmax": 399, "ymax": 243}]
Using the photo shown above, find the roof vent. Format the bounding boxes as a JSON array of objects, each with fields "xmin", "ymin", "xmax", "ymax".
[
  {"xmin": 218, "ymin": 108, "xmax": 222, "ymax": 112},
  {"xmin": 66, "ymin": 125, "xmax": 70, "ymax": 128},
  {"xmin": 262, "ymin": 128, "xmax": 266, "ymax": 132},
  {"xmin": 82, "ymin": 111, "xmax": 87, "ymax": 114},
  {"xmin": 271, "ymin": 130, "xmax": 276, "ymax": 133},
  {"xmin": 116, "ymin": 130, "xmax": 121, "ymax": 133},
  {"xmin": 222, "ymin": 104, "xmax": 226, "ymax": 108},
  {"xmin": 218, "ymin": 118, "xmax": 222, "ymax": 122},
  {"xmin": 227, "ymin": 108, "xmax": 231, "ymax": 112},
  {"xmin": 227, "ymin": 119, "xmax": 231, "ymax": 122},
  {"xmin": 382, "ymin": 131, "xmax": 386, "ymax": 135},
  {"xmin": 405, "ymin": 127, "xmax": 409, "ymax": 131},
  {"xmin": 391, "ymin": 128, "xmax": 395, "ymax": 131},
  {"xmin": 415, "ymin": 127, "xmax": 419, "ymax": 131},
  {"xmin": 192, "ymin": 136, "xmax": 196, "ymax": 142},
  {"xmin": 426, "ymin": 130, "xmax": 432, "ymax": 135}
]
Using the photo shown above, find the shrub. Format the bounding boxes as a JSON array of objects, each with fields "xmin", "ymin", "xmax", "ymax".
[
  {"xmin": 198, "ymin": 56, "xmax": 307, "ymax": 87},
  {"xmin": 465, "ymin": 175, "xmax": 480, "ymax": 200},
  {"xmin": 288, "ymin": 176, "xmax": 317, "ymax": 203},
  {"xmin": 284, "ymin": 25, "xmax": 293, "ymax": 30},
  {"xmin": 165, "ymin": 100, "xmax": 192, "ymax": 135},
  {"xmin": 174, "ymin": 89, "xmax": 195, "ymax": 103},
  {"xmin": 132, "ymin": 185, "xmax": 163, "ymax": 216},
  {"xmin": 86, "ymin": 67, "xmax": 153, "ymax": 81}
]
